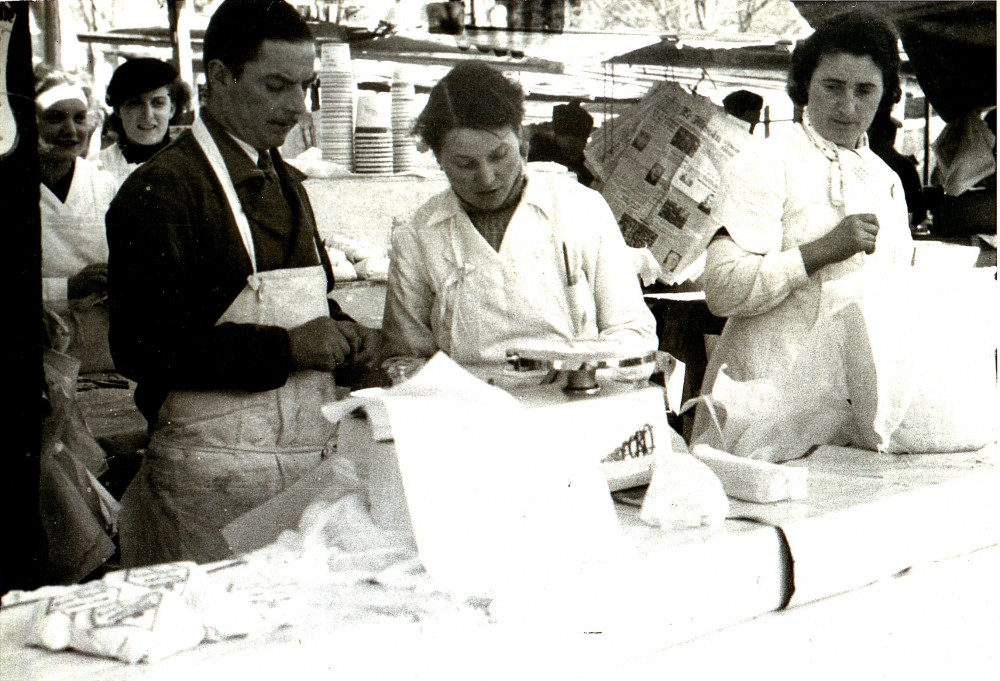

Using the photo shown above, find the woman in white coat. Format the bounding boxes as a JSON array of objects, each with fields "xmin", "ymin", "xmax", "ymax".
[
  {"xmin": 36, "ymin": 68, "xmax": 117, "ymax": 313},
  {"xmin": 96, "ymin": 58, "xmax": 191, "ymax": 187},
  {"xmin": 692, "ymin": 12, "xmax": 914, "ymax": 451},
  {"xmin": 381, "ymin": 61, "xmax": 657, "ymax": 365}
]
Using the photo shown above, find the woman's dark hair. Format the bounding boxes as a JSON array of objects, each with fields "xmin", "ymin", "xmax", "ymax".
[
  {"xmin": 787, "ymin": 11, "xmax": 902, "ymax": 115},
  {"xmin": 106, "ymin": 78, "xmax": 192, "ymax": 143},
  {"xmin": 203, "ymin": 0, "xmax": 313, "ymax": 80},
  {"xmin": 413, "ymin": 61, "xmax": 525, "ymax": 156},
  {"xmin": 104, "ymin": 59, "xmax": 193, "ymax": 142}
]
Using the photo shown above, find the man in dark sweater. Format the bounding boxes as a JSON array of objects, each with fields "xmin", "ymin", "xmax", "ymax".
[{"xmin": 106, "ymin": 0, "xmax": 377, "ymax": 566}]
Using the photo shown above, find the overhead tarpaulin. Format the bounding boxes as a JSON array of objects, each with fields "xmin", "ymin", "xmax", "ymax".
[{"xmin": 793, "ymin": 1, "xmax": 996, "ymax": 123}]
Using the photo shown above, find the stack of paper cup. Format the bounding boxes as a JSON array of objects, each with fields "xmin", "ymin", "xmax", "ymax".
[
  {"xmin": 319, "ymin": 42, "xmax": 355, "ymax": 168},
  {"xmin": 391, "ymin": 67, "xmax": 417, "ymax": 173},
  {"xmin": 354, "ymin": 92, "xmax": 393, "ymax": 174}
]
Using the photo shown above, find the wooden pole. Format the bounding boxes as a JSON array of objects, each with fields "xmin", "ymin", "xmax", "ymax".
[
  {"xmin": 38, "ymin": 0, "xmax": 62, "ymax": 68},
  {"xmin": 167, "ymin": 0, "xmax": 198, "ymax": 110}
]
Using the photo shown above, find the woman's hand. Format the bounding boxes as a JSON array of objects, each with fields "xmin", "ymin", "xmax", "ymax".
[
  {"xmin": 68, "ymin": 263, "xmax": 108, "ymax": 299},
  {"xmin": 800, "ymin": 213, "xmax": 879, "ymax": 275}
]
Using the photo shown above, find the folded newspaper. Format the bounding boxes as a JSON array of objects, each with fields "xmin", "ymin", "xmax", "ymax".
[{"xmin": 587, "ymin": 81, "xmax": 752, "ymax": 284}]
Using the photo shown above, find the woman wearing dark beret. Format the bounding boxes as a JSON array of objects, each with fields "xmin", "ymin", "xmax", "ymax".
[{"xmin": 96, "ymin": 57, "xmax": 191, "ymax": 186}]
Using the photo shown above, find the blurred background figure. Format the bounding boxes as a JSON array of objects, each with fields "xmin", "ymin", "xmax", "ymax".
[
  {"xmin": 867, "ymin": 109, "xmax": 927, "ymax": 229},
  {"xmin": 96, "ymin": 58, "xmax": 192, "ymax": 187},
  {"xmin": 723, "ymin": 89, "xmax": 764, "ymax": 134},
  {"xmin": 527, "ymin": 99, "xmax": 595, "ymax": 185},
  {"xmin": 551, "ymin": 100, "xmax": 595, "ymax": 185},
  {"xmin": 36, "ymin": 66, "xmax": 115, "ymax": 318}
]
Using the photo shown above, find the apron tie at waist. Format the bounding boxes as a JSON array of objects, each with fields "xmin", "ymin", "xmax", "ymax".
[{"xmin": 246, "ymin": 273, "xmax": 265, "ymax": 300}]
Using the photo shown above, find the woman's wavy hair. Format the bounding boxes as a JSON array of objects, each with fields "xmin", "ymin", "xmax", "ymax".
[
  {"xmin": 413, "ymin": 61, "xmax": 525, "ymax": 156},
  {"xmin": 787, "ymin": 11, "xmax": 902, "ymax": 115}
]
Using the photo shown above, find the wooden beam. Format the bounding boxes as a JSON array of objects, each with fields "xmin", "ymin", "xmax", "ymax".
[{"xmin": 167, "ymin": 0, "xmax": 198, "ymax": 109}]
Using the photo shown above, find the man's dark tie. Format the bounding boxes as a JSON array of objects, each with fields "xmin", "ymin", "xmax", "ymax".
[
  {"xmin": 234, "ymin": 151, "xmax": 298, "ymax": 269},
  {"xmin": 257, "ymin": 151, "xmax": 279, "ymax": 183},
  {"xmin": 245, "ymin": 151, "xmax": 291, "ymax": 225}
]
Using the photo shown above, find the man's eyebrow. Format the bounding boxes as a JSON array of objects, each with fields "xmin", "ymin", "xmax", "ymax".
[{"xmin": 265, "ymin": 73, "xmax": 316, "ymax": 83}]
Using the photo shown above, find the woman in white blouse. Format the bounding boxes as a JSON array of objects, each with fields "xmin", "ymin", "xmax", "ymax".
[
  {"xmin": 380, "ymin": 61, "xmax": 657, "ymax": 365},
  {"xmin": 693, "ymin": 12, "xmax": 914, "ymax": 444}
]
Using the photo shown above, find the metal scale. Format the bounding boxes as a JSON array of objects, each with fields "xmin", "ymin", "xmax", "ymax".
[{"xmin": 505, "ymin": 346, "xmax": 658, "ymax": 396}]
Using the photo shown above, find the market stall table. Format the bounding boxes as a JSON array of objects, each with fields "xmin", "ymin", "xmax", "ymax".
[{"xmin": 2, "ymin": 412, "xmax": 996, "ymax": 680}]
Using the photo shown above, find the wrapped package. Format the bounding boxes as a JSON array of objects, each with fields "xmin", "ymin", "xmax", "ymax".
[
  {"xmin": 691, "ymin": 443, "xmax": 808, "ymax": 503},
  {"xmin": 102, "ymin": 561, "xmax": 271, "ymax": 641},
  {"xmin": 640, "ymin": 451, "xmax": 728, "ymax": 528},
  {"xmin": 354, "ymin": 255, "xmax": 390, "ymax": 281},
  {"xmin": 24, "ymin": 580, "xmax": 204, "ymax": 664},
  {"xmin": 332, "ymin": 259, "xmax": 358, "ymax": 282}
]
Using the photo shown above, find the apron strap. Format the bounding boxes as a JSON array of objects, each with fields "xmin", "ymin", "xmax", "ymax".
[{"xmin": 192, "ymin": 117, "xmax": 258, "ymax": 273}]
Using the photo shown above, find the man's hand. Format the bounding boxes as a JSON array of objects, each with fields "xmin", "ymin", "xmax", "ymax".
[
  {"xmin": 800, "ymin": 213, "xmax": 879, "ymax": 275},
  {"xmin": 288, "ymin": 318, "xmax": 382, "ymax": 371},
  {"xmin": 68, "ymin": 263, "xmax": 108, "ymax": 299},
  {"xmin": 288, "ymin": 316, "xmax": 352, "ymax": 371},
  {"xmin": 335, "ymin": 320, "xmax": 381, "ymax": 368}
]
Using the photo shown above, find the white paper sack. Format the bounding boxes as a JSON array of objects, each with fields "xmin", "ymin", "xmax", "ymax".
[
  {"xmin": 694, "ymin": 268, "xmax": 998, "ymax": 459},
  {"xmin": 375, "ymin": 353, "xmax": 625, "ymax": 597},
  {"xmin": 639, "ymin": 451, "xmax": 729, "ymax": 528},
  {"xmin": 849, "ymin": 268, "xmax": 999, "ymax": 453},
  {"xmin": 691, "ymin": 443, "xmax": 808, "ymax": 503},
  {"xmin": 689, "ymin": 333, "xmax": 857, "ymax": 464}
]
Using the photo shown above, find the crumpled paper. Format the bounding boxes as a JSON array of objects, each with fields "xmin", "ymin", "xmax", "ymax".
[
  {"xmin": 639, "ymin": 450, "xmax": 728, "ymax": 528},
  {"xmin": 691, "ymin": 268, "xmax": 998, "ymax": 460},
  {"xmin": 932, "ymin": 109, "xmax": 997, "ymax": 196}
]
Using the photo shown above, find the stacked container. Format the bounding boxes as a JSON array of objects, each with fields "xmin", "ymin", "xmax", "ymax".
[
  {"xmin": 318, "ymin": 42, "xmax": 355, "ymax": 168},
  {"xmin": 391, "ymin": 66, "xmax": 417, "ymax": 173},
  {"xmin": 353, "ymin": 92, "xmax": 393, "ymax": 174}
]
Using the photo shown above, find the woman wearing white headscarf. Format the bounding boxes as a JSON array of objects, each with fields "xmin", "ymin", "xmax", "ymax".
[{"xmin": 37, "ymin": 66, "xmax": 117, "ymax": 371}]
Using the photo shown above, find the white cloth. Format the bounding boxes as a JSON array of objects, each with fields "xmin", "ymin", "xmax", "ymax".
[
  {"xmin": 40, "ymin": 157, "xmax": 117, "ymax": 301},
  {"xmin": 94, "ymin": 143, "xmax": 137, "ymax": 188},
  {"xmin": 381, "ymin": 169, "xmax": 657, "ymax": 363},
  {"xmin": 696, "ymin": 115, "xmax": 914, "ymax": 435}
]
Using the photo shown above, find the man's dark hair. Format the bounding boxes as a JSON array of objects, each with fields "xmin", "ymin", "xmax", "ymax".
[
  {"xmin": 413, "ymin": 61, "xmax": 525, "ymax": 156},
  {"xmin": 203, "ymin": 0, "xmax": 314, "ymax": 79},
  {"xmin": 787, "ymin": 11, "xmax": 902, "ymax": 115}
]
